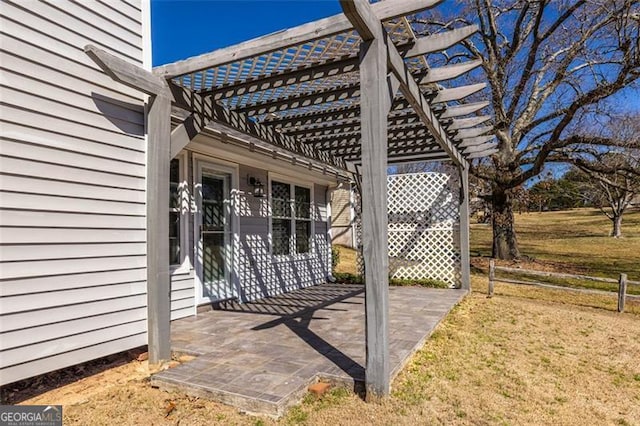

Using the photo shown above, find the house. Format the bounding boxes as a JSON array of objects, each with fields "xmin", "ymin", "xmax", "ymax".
[{"xmin": 0, "ymin": 0, "xmax": 495, "ymax": 396}]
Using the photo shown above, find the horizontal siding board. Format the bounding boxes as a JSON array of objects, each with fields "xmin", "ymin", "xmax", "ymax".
[
  {"xmin": 0, "ymin": 268, "xmax": 146, "ymax": 296},
  {"xmin": 0, "ymin": 121, "xmax": 145, "ymax": 164},
  {"xmin": 171, "ymin": 287, "xmax": 194, "ymax": 302},
  {"xmin": 96, "ymin": 0, "xmax": 143, "ymax": 25},
  {"xmin": 0, "ymin": 281, "xmax": 147, "ymax": 315},
  {"xmin": 3, "ymin": 0, "xmax": 142, "ymax": 62},
  {"xmin": 170, "ymin": 306, "xmax": 193, "ymax": 321},
  {"xmin": 119, "ymin": 0, "xmax": 142, "ymax": 12},
  {"xmin": 1, "ymin": 69, "xmax": 144, "ymax": 129},
  {"xmin": 0, "ymin": 242, "xmax": 146, "ymax": 262},
  {"xmin": 0, "ymin": 192, "xmax": 146, "ymax": 216},
  {"xmin": 0, "ymin": 226, "xmax": 146, "ymax": 244},
  {"xmin": 0, "ymin": 210, "xmax": 145, "ymax": 229},
  {"xmin": 1, "ymin": 293, "xmax": 147, "ymax": 332},
  {"xmin": 0, "ymin": 255, "xmax": 146, "ymax": 280},
  {"xmin": 0, "ymin": 30, "xmax": 142, "ymax": 101},
  {"xmin": 171, "ymin": 275, "xmax": 195, "ymax": 291},
  {"xmin": 0, "ymin": 157, "xmax": 145, "ymax": 191},
  {"xmin": 0, "ymin": 175, "xmax": 145, "ymax": 204},
  {"xmin": 1, "ymin": 108, "xmax": 145, "ymax": 156},
  {"xmin": 1, "ymin": 87, "xmax": 144, "ymax": 137},
  {"xmin": 0, "ymin": 51, "xmax": 143, "ymax": 106},
  {"xmin": 171, "ymin": 297, "xmax": 194, "ymax": 311},
  {"xmin": 69, "ymin": 0, "xmax": 142, "ymax": 34},
  {"xmin": 1, "ymin": 319, "xmax": 147, "ymax": 367},
  {"xmin": 0, "ymin": 333, "xmax": 146, "ymax": 386},
  {"xmin": 42, "ymin": 0, "xmax": 143, "ymax": 50},
  {"xmin": 1, "ymin": 307, "xmax": 147, "ymax": 350},
  {"xmin": 0, "ymin": 139, "xmax": 145, "ymax": 177}
]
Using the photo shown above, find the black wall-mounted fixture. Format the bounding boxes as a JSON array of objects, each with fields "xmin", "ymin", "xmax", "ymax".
[{"xmin": 247, "ymin": 175, "xmax": 266, "ymax": 198}]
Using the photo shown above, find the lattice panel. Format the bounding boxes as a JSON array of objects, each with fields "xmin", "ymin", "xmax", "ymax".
[
  {"xmin": 353, "ymin": 172, "xmax": 461, "ymax": 287},
  {"xmin": 388, "ymin": 172, "xmax": 460, "ymax": 286}
]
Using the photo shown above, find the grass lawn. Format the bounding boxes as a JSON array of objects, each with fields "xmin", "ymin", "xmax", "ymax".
[
  {"xmin": 471, "ymin": 208, "xmax": 640, "ymax": 282},
  {"xmin": 10, "ymin": 208, "xmax": 640, "ymax": 425}
]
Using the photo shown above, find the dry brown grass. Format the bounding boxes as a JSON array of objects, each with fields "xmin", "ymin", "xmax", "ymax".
[{"xmin": 471, "ymin": 208, "xmax": 640, "ymax": 281}]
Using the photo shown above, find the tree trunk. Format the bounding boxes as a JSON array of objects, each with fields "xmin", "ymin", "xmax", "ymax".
[
  {"xmin": 611, "ymin": 214, "xmax": 623, "ymax": 238},
  {"xmin": 492, "ymin": 186, "xmax": 521, "ymax": 259}
]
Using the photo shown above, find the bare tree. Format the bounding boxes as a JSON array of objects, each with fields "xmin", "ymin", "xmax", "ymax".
[{"xmin": 413, "ymin": 0, "xmax": 640, "ymax": 258}]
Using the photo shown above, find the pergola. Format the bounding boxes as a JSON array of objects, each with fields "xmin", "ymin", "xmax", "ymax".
[{"xmin": 86, "ymin": 0, "xmax": 495, "ymax": 397}]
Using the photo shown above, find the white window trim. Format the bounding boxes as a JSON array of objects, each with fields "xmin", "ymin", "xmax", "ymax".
[
  {"xmin": 170, "ymin": 151, "xmax": 191, "ymax": 275},
  {"xmin": 268, "ymin": 172, "xmax": 315, "ymax": 262}
]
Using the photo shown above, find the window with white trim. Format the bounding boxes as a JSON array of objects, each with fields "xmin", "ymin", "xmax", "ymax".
[
  {"xmin": 169, "ymin": 158, "xmax": 181, "ymax": 265},
  {"xmin": 271, "ymin": 180, "xmax": 312, "ymax": 256}
]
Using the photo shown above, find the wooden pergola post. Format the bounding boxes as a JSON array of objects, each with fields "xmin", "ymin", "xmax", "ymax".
[
  {"xmin": 359, "ymin": 35, "xmax": 391, "ymax": 398},
  {"xmin": 459, "ymin": 164, "xmax": 471, "ymax": 290},
  {"xmin": 146, "ymin": 94, "xmax": 172, "ymax": 362},
  {"xmin": 85, "ymin": 46, "xmax": 173, "ymax": 364}
]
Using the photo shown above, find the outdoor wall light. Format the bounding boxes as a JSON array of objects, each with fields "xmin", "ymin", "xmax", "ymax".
[{"xmin": 248, "ymin": 175, "xmax": 266, "ymax": 198}]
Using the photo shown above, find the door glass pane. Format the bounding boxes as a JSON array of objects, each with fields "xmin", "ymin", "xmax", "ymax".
[
  {"xmin": 295, "ymin": 220, "xmax": 311, "ymax": 253},
  {"xmin": 202, "ymin": 175, "xmax": 224, "ymax": 231},
  {"xmin": 203, "ymin": 232, "xmax": 225, "ymax": 286},
  {"xmin": 272, "ymin": 218, "xmax": 291, "ymax": 255}
]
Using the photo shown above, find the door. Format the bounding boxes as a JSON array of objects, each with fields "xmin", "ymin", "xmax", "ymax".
[{"xmin": 196, "ymin": 164, "xmax": 235, "ymax": 303}]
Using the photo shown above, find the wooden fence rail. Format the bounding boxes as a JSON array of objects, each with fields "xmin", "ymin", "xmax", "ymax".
[{"xmin": 488, "ymin": 259, "xmax": 639, "ymax": 313}]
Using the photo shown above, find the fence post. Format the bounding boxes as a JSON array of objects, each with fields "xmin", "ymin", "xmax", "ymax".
[
  {"xmin": 618, "ymin": 273, "xmax": 627, "ymax": 313},
  {"xmin": 488, "ymin": 259, "xmax": 495, "ymax": 298}
]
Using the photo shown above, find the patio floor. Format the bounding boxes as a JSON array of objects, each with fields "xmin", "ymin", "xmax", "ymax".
[{"xmin": 151, "ymin": 283, "xmax": 466, "ymax": 416}]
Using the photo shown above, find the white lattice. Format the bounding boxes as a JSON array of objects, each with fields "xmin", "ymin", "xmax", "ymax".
[
  {"xmin": 388, "ymin": 172, "xmax": 461, "ymax": 286},
  {"xmin": 354, "ymin": 172, "xmax": 461, "ymax": 287}
]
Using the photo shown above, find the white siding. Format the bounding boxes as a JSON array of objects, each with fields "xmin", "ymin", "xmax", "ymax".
[{"xmin": 0, "ymin": 0, "xmax": 147, "ymax": 385}]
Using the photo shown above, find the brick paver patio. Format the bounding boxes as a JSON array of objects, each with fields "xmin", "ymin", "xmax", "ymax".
[{"xmin": 151, "ymin": 283, "xmax": 466, "ymax": 416}]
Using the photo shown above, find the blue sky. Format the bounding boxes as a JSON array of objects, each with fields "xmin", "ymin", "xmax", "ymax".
[{"xmin": 151, "ymin": 0, "xmax": 344, "ymax": 66}]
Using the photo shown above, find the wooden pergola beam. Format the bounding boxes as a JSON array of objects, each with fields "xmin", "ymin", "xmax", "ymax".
[
  {"xmin": 431, "ymin": 83, "xmax": 487, "ymax": 104},
  {"xmin": 458, "ymin": 134, "xmax": 494, "ymax": 148},
  {"xmin": 404, "ymin": 25, "xmax": 478, "ymax": 57},
  {"xmin": 440, "ymin": 101, "xmax": 489, "ymax": 118},
  {"xmin": 463, "ymin": 141, "xmax": 497, "ymax": 154},
  {"xmin": 235, "ymin": 84, "xmax": 359, "ymax": 116},
  {"xmin": 154, "ymin": 0, "xmax": 444, "ymax": 79},
  {"xmin": 203, "ymin": 55, "xmax": 359, "ymax": 100},
  {"xmin": 448, "ymin": 115, "xmax": 491, "ymax": 130},
  {"xmin": 420, "ymin": 59, "xmax": 483, "ymax": 84},
  {"xmin": 168, "ymin": 83, "xmax": 346, "ymax": 169},
  {"xmin": 454, "ymin": 125, "xmax": 492, "ymax": 140},
  {"xmin": 467, "ymin": 147, "xmax": 498, "ymax": 158}
]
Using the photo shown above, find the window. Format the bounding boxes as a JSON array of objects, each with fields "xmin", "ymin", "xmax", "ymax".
[
  {"xmin": 169, "ymin": 158, "xmax": 181, "ymax": 265},
  {"xmin": 271, "ymin": 180, "xmax": 312, "ymax": 256}
]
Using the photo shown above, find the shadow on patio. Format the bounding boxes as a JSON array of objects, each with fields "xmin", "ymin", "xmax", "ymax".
[{"xmin": 151, "ymin": 283, "xmax": 465, "ymax": 416}]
